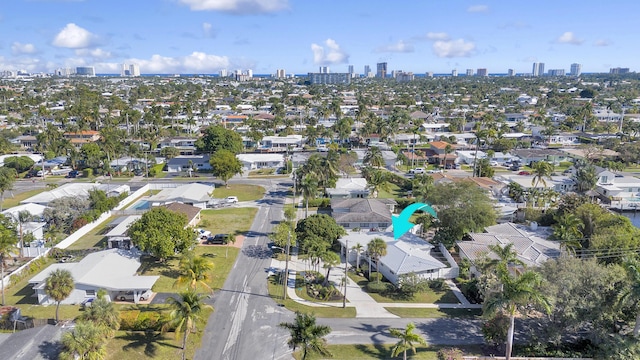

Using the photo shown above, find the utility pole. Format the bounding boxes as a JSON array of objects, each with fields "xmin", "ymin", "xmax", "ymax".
[{"xmin": 343, "ymin": 239, "xmax": 348, "ymax": 308}]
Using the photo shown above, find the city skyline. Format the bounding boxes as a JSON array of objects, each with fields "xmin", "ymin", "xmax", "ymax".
[{"xmin": 1, "ymin": 0, "xmax": 639, "ymax": 75}]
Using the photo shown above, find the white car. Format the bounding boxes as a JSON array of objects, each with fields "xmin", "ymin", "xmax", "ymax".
[{"xmin": 225, "ymin": 196, "xmax": 239, "ymax": 203}]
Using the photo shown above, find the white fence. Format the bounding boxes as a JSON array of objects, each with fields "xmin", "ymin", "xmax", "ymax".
[
  {"xmin": 438, "ymin": 242, "xmax": 459, "ymax": 279},
  {"xmin": 0, "ymin": 184, "xmax": 150, "ymax": 290}
]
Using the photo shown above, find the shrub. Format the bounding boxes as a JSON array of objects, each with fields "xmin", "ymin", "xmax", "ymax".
[
  {"xmin": 429, "ymin": 278, "xmax": 447, "ymax": 291},
  {"xmin": 482, "ymin": 312, "xmax": 509, "ymax": 347},
  {"xmin": 437, "ymin": 347, "xmax": 464, "ymax": 360},
  {"xmin": 119, "ymin": 310, "xmax": 140, "ymax": 330},
  {"xmin": 458, "ymin": 278, "xmax": 482, "ymax": 304},
  {"xmin": 366, "ymin": 281, "xmax": 388, "ymax": 293},
  {"xmin": 119, "ymin": 310, "xmax": 165, "ymax": 331},
  {"xmin": 84, "ymin": 168, "xmax": 93, "ymax": 178},
  {"xmin": 368, "ymin": 271, "xmax": 382, "ymax": 282},
  {"xmin": 306, "ymin": 198, "xmax": 331, "ymax": 208}
]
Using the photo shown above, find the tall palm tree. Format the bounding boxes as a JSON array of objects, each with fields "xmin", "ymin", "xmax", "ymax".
[
  {"xmin": 300, "ymin": 173, "xmax": 319, "ymax": 218},
  {"xmin": 14, "ymin": 210, "xmax": 32, "ymax": 258},
  {"xmin": 364, "ymin": 146, "xmax": 385, "ymax": 168},
  {"xmin": 279, "ymin": 311, "xmax": 332, "ymax": 360},
  {"xmin": 79, "ymin": 295, "xmax": 120, "ymax": 337},
  {"xmin": 507, "ymin": 182, "xmax": 525, "ymax": 202},
  {"xmin": 0, "ymin": 224, "xmax": 17, "ymax": 305},
  {"xmin": 487, "ymin": 243, "xmax": 525, "ymax": 271},
  {"xmin": 60, "ymin": 322, "xmax": 107, "ymax": 360},
  {"xmin": 165, "ymin": 290, "xmax": 213, "ymax": 360},
  {"xmin": 390, "ymin": 322, "xmax": 428, "ymax": 360},
  {"xmin": 367, "ymin": 237, "xmax": 388, "ymax": 280},
  {"xmin": 552, "ymin": 213, "xmax": 584, "ymax": 256},
  {"xmin": 174, "ymin": 253, "xmax": 214, "ymax": 293},
  {"xmin": 483, "ymin": 266, "xmax": 551, "ymax": 360},
  {"xmin": 620, "ymin": 258, "xmax": 640, "ymax": 337},
  {"xmin": 531, "ymin": 160, "xmax": 554, "ymax": 189},
  {"xmin": 45, "ymin": 269, "xmax": 75, "ymax": 323},
  {"xmin": 352, "ymin": 243, "xmax": 364, "ymax": 271},
  {"xmin": 321, "ymin": 251, "xmax": 340, "ymax": 287}
]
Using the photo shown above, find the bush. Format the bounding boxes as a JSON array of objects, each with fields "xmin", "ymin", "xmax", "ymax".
[
  {"xmin": 368, "ymin": 271, "xmax": 382, "ymax": 282},
  {"xmin": 84, "ymin": 168, "xmax": 93, "ymax": 178},
  {"xmin": 395, "ymin": 198, "xmax": 417, "ymax": 210},
  {"xmin": 119, "ymin": 310, "xmax": 165, "ymax": 331},
  {"xmin": 429, "ymin": 278, "xmax": 447, "ymax": 291},
  {"xmin": 366, "ymin": 281, "xmax": 389, "ymax": 293},
  {"xmin": 306, "ymin": 198, "xmax": 331, "ymax": 208},
  {"xmin": 437, "ymin": 347, "xmax": 464, "ymax": 360},
  {"xmin": 458, "ymin": 278, "xmax": 482, "ymax": 304}
]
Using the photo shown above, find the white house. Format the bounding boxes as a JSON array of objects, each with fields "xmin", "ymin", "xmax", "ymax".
[
  {"xmin": 166, "ymin": 155, "xmax": 211, "ymax": 173},
  {"xmin": 456, "ymin": 150, "xmax": 486, "ymax": 165},
  {"xmin": 325, "ymin": 178, "xmax": 370, "ymax": 199},
  {"xmin": 147, "ymin": 183, "xmax": 214, "ymax": 209},
  {"xmin": 29, "ymin": 249, "xmax": 159, "ymax": 305},
  {"xmin": 236, "ymin": 153, "xmax": 284, "ymax": 171},
  {"xmin": 259, "ymin": 135, "xmax": 305, "ymax": 152},
  {"xmin": 595, "ymin": 170, "xmax": 640, "ymax": 209},
  {"xmin": 21, "ymin": 183, "xmax": 130, "ymax": 206},
  {"xmin": 105, "ymin": 215, "xmax": 141, "ymax": 249},
  {"xmin": 337, "ymin": 231, "xmax": 455, "ymax": 285}
]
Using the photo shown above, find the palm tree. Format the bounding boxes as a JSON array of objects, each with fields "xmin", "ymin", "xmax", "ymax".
[
  {"xmin": 321, "ymin": 251, "xmax": 340, "ymax": 287},
  {"xmin": 552, "ymin": 213, "xmax": 584, "ymax": 256},
  {"xmin": 300, "ymin": 173, "xmax": 319, "ymax": 218},
  {"xmin": 279, "ymin": 311, "xmax": 332, "ymax": 360},
  {"xmin": 79, "ymin": 295, "xmax": 120, "ymax": 337},
  {"xmin": 0, "ymin": 167, "xmax": 17, "ymax": 212},
  {"xmin": 352, "ymin": 243, "xmax": 364, "ymax": 271},
  {"xmin": 174, "ymin": 253, "xmax": 214, "ymax": 293},
  {"xmin": 483, "ymin": 266, "xmax": 551, "ymax": 360},
  {"xmin": 507, "ymin": 182, "xmax": 525, "ymax": 202},
  {"xmin": 364, "ymin": 146, "xmax": 385, "ymax": 168},
  {"xmin": 60, "ymin": 322, "xmax": 107, "ymax": 360},
  {"xmin": 365, "ymin": 169, "xmax": 390, "ymax": 198},
  {"xmin": 225, "ymin": 233, "xmax": 237, "ymax": 258},
  {"xmin": 14, "ymin": 210, "xmax": 32, "ymax": 258},
  {"xmin": 0, "ymin": 224, "xmax": 17, "ymax": 305},
  {"xmin": 367, "ymin": 237, "xmax": 388, "ymax": 280},
  {"xmin": 620, "ymin": 258, "xmax": 640, "ymax": 337},
  {"xmin": 531, "ymin": 160, "xmax": 553, "ymax": 188},
  {"xmin": 487, "ymin": 243, "xmax": 525, "ymax": 271},
  {"xmin": 165, "ymin": 290, "xmax": 213, "ymax": 360},
  {"xmin": 390, "ymin": 322, "xmax": 428, "ymax": 360},
  {"xmin": 45, "ymin": 269, "xmax": 75, "ymax": 323}
]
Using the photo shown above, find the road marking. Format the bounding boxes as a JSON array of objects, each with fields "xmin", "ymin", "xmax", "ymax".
[{"xmin": 222, "ymin": 275, "xmax": 249, "ymax": 358}]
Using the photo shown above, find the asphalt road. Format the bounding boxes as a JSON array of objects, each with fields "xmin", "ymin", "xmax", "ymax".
[{"xmin": 195, "ymin": 179, "xmax": 294, "ymax": 360}]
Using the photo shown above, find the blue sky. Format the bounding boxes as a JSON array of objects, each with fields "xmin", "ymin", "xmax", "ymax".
[{"xmin": 1, "ymin": 0, "xmax": 638, "ymax": 75}]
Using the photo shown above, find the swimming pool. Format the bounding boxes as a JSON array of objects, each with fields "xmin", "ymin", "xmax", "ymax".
[{"xmin": 129, "ymin": 200, "xmax": 150, "ymax": 210}]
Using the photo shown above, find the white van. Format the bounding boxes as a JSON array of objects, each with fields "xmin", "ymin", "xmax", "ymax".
[{"xmin": 412, "ymin": 168, "xmax": 426, "ymax": 174}]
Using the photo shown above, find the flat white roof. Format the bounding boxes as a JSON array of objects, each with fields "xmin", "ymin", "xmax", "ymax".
[{"xmin": 105, "ymin": 215, "xmax": 141, "ymax": 237}]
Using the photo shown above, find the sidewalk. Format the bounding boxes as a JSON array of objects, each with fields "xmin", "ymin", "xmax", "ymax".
[{"xmin": 270, "ymin": 255, "xmax": 481, "ymax": 318}]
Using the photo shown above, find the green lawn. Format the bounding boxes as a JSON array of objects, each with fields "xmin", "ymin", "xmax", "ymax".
[
  {"xmin": 385, "ymin": 307, "xmax": 483, "ymax": 318},
  {"xmin": 199, "ymin": 207, "xmax": 258, "ymax": 235},
  {"xmin": 140, "ymin": 246, "xmax": 240, "ymax": 293},
  {"xmin": 347, "ymin": 273, "xmax": 459, "ymax": 304},
  {"xmin": 267, "ymin": 276, "xmax": 356, "ymax": 318},
  {"xmin": 65, "ymin": 216, "xmax": 116, "ymax": 250},
  {"xmin": 213, "ymin": 184, "xmax": 265, "ymax": 201},
  {"xmin": 377, "ymin": 183, "xmax": 403, "ymax": 199},
  {"xmin": 1, "ymin": 188, "xmax": 47, "ymax": 209},
  {"xmin": 151, "ymin": 163, "xmax": 167, "ymax": 178},
  {"xmin": 292, "ymin": 344, "xmax": 483, "ymax": 360}
]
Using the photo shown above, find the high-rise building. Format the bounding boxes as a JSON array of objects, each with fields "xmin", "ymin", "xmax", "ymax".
[
  {"xmin": 476, "ymin": 68, "xmax": 488, "ymax": 77},
  {"xmin": 610, "ymin": 67, "xmax": 630, "ymax": 74},
  {"xmin": 364, "ymin": 65, "xmax": 371, "ymax": 76},
  {"xmin": 466, "ymin": 69, "xmax": 474, "ymax": 76},
  {"xmin": 308, "ymin": 72, "xmax": 351, "ymax": 85},
  {"xmin": 507, "ymin": 69, "xmax": 515, "ymax": 76},
  {"xmin": 570, "ymin": 63, "xmax": 582, "ymax": 76},
  {"xmin": 532, "ymin": 62, "xmax": 545, "ymax": 77},
  {"xmin": 548, "ymin": 69, "xmax": 566, "ymax": 76},
  {"xmin": 451, "ymin": 69, "xmax": 458, "ymax": 77},
  {"xmin": 129, "ymin": 64, "xmax": 140, "ymax": 76},
  {"xmin": 319, "ymin": 66, "xmax": 329, "ymax": 74},
  {"xmin": 75, "ymin": 66, "xmax": 95, "ymax": 77},
  {"xmin": 376, "ymin": 62, "xmax": 387, "ymax": 78},
  {"xmin": 276, "ymin": 69, "xmax": 286, "ymax": 78},
  {"xmin": 425, "ymin": 72, "xmax": 434, "ymax": 78},
  {"xmin": 55, "ymin": 68, "xmax": 72, "ymax": 77},
  {"xmin": 348, "ymin": 65, "xmax": 354, "ymax": 74},
  {"xmin": 396, "ymin": 72, "xmax": 415, "ymax": 82},
  {"xmin": 219, "ymin": 69, "xmax": 228, "ymax": 77}
]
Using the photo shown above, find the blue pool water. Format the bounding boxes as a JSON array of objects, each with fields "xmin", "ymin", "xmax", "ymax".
[{"xmin": 130, "ymin": 200, "xmax": 150, "ymax": 210}]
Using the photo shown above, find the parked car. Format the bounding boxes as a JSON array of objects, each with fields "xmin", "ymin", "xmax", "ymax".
[
  {"xmin": 65, "ymin": 170, "xmax": 79, "ymax": 178},
  {"xmin": 412, "ymin": 167, "xmax": 426, "ymax": 174},
  {"xmin": 225, "ymin": 196, "xmax": 239, "ymax": 203},
  {"xmin": 205, "ymin": 234, "xmax": 229, "ymax": 245},
  {"xmin": 117, "ymin": 290, "xmax": 152, "ymax": 302},
  {"xmin": 518, "ymin": 171, "xmax": 531, "ymax": 175}
]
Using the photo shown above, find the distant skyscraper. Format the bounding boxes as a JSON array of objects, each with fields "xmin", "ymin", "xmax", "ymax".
[
  {"xmin": 75, "ymin": 66, "xmax": 95, "ymax": 77},
  {"xmin": 219, "ymin": 69, "xmax": 228, "ymax": 77},
  {"xmin": 507, "ymin": 69, "xmax": 515, "ymax": 76},
  {"xmin": 570, "ymin": 63, "xmax": 582, "ymax": 76},
  {"xmin": 396, "ymin": 72, "xmax": 415, "ymax": 82},
  {"xmin": 276, "ymin": 69, "xmax": 286, "ymax": 78},
  {"xmin": 308, "ymin": 72, "xmax": 351, "ymax": 84},
  {"xmin": 376, "ymin": 62, "xmax": 387, "ymax": 78},
  {"xmin": 532, "ymin": 62, "xmax": 545, "ymax": 76},
  {"xmin": 548, "ymin": 69, "xmax": 566, "ymax": 76},
  {"xmin": 246, "ymin": 69, "xmax": 253, "ymax": 78},
  {"xmin": 319, "ymin": 66, "xmax": 329, "ymax": 74},
  {"xmin": 451, "ymin": 69, "xmax": 458, "ymax": 77},
  {"xmin": 120, "ymin": 63, "xmax": 128, "ymax": 77},
  {"xmin": 610, "ymin": 67, "xmax": 630, "ymax": 74},
  {"xmin": 476, "ymin": 68, "xmax": 488, "ymax": 77},
  {"xmin": 364, "ymin": 65, "xmax": 371, "ymax": 76},
  {"xmin": 466, "ymin": 69, "xmax": 474, "ymax": 76},
  {"xmin": 425, "ymin": 72, "xmax": 434, "ymax": 78},
  {"xmin": 348, "ymin": 65, "xmax": 354, "ymax": 74},
  {"xmin": 129, "ymin": 64, "xmax": 140, "ymax": 76}
]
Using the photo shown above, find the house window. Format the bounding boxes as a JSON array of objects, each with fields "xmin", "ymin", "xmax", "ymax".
[
  {"xmin": 378, "ymin": 223, "xmax": 388, "ymax": 228},
  {"xmin": 360, "ymin": 223, "xmax": 369, "ymax": 228},
  {"xmin": 85, "ymin": 290, "xmax": 96, "ymax": 297}
]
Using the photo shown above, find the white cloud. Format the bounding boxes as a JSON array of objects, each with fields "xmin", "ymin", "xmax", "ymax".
[
  {"xmin": 467, "ymin": 5, "xmax": 488, "ymax": 13},
  {"xmin": 11, "ymin": 42, "xmax": 37, "ymax": 55},
  {"xmin": 594, "ymin": 39, "xmax": 612, "ymax": 47},
  {"xmin": 556, "ymin": 31, "xmax": 583, "ymax": 45},
  {"xmin": 129, "ymin": 52, "xmax": 230, "ymax": 73},
  {"xmin": 179, "ymin": 0, "xmax": 289, "ymax": 14},
  {"xmin": 52, "ymin": 23, "xmax": 98, "ymax": 49},
  {"xmin": 432, "ymin": 39, "xmax": 476, "ymax": 58},
  {"xmin": 425, "ymin": 32, "xmax": 450, "ymax": 41},
  {"xmin": 202, "ymin": 22, "xmax": 216, "ymax": 38},
  {"xmin": 311, "ymin": 39, "xmax": 348, "ymax": 65},
  {"xmin": 74, "ymin": 48, "xmax": 112, "ymax": 59},
  {"xmin": 375, "ymin": 40, "xmax": 414, "ymax": 53}
]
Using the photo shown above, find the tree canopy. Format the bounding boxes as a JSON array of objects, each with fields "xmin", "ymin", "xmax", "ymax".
[
  {"xmin": 295, "ymin": 214, "xmax": 345, "ymax": 252},
  {"xmin": 209, "ymin": 149, "xmax": 243, "ymax": 186},
  {"xmin": 195, "ymin": 125, "xmax": 243, "ymax": 154},
  {"xmin": 128, "ymin": 207, "xmax": 197, "ymax": 261}
]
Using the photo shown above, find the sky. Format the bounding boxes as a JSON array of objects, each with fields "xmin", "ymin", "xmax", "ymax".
[{"xmin": 1, "ymin": 0, "xmax": 639, "ymax": 75}]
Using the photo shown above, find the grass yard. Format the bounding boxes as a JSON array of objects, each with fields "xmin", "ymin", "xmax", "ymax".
[
  {"xmin": 65, "ymin": 216, "xmax": 116, "ymax": 250},
  {"xmin": 106, "ymin": 307, "xmax": 213, "ymax": 360},
  {"xmin": 199, "ymin": 207, "xmax": 258, "ymax": 235},
  {"xmin": 347, "ymin": 273, "xmax": 459, "ymax": 304},
  {"xmin": 1, "ymin": 188, "xmax": 48, "ymax": 209},
  {"xmin": 140, "ymin": 246, "xmax": 240, "ymax": 293},
  {"xmin": 213, "ymin": 184, "xmax": 265, "ymax": 201},
  {"xmin": 292, "ymin": 344, "xmax": 483, "ymax": 360},
  {"xmin": 385, "ymin": 307, "xmax": 483, "ymax": 318},
  {"xmin": 376, "ymin": 183, "xmax": 403, "ymax": 199},
  {"xmin": 267, "ymin": 276, "xmax": 356, "ymax": 318}
]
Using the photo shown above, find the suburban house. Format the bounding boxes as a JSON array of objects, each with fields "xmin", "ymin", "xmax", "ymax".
[
  {"xmin": 29, "ymin": 249, "xmax": 159, "ymax": 305},
  {"xmin": 428, "ymin": 141, "xmax": 457, "ymax": 166},
  {"xmin": 337, "ymin": 231, "xmax": 456, "ymax": 285},
  {"xmin": 2, "ymin": 203, "xmax": 47, "ymax": 221},
  {"xmin": 21, "ymin": 183, "xmax": 130, "ymax": 206},
  {"xmin": 160, "ymin": 202, "xmax": 202, "ymax": 227},
  {"xmin": 330, "ymin": 198, "xmax": 396, "ymax": 230},
  {"xmin": 157, "ymin": 137, "xmax": 198, "ymax": 155},
  {"xmin": 259, "ymin": 135, "xmax": 304, "ymax": 152},
  {"xmin": 166, "ymin": 155, "xmax": 211, "ymax": 173},
  {"xmin": 325, "ymin": 178, "xmax": 370, "ymax": 199},
  {"xmin": 455, "ymin": 150, "xmax": 486, "ymax": 165},
  {"xmin": 12, "ymin": 135, "xmax": 38, "ymax": 150},
  {"xmin": 147, "ymin": 183, "xmax": 214, "ymax": 209},
  {"xmin": 63, "ymin": 130, "xmax": 101, "ymax": 150},
  {"xmin": 595, "ymin": 169, "xmax": 640, "ymax": 209},
  {"xmin": 457, "ymin": 222, "xmax": 561, "ymax": 275},
  {"xmin": 498, "ymin": 174, "xmax": 575, "ymax": 193},
  {"xmin": 510, "ymin": 149, "xmax": 568, "ymax": 166},
  {"xmin": 236, "ymin": 153, "xmax": 284, "ymax": 171},
  {"xmin": 353, "ymin": 149, "xmax": 398, "ymax": 170},
  {"xmin": 105, "ymin": 215, "xmax": 141, "ymax": 249}
]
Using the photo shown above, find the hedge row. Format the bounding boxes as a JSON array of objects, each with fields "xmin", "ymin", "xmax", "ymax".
[{"xmin": 119, "ymin": 310, "xmax": 169, "ymax": 331}]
